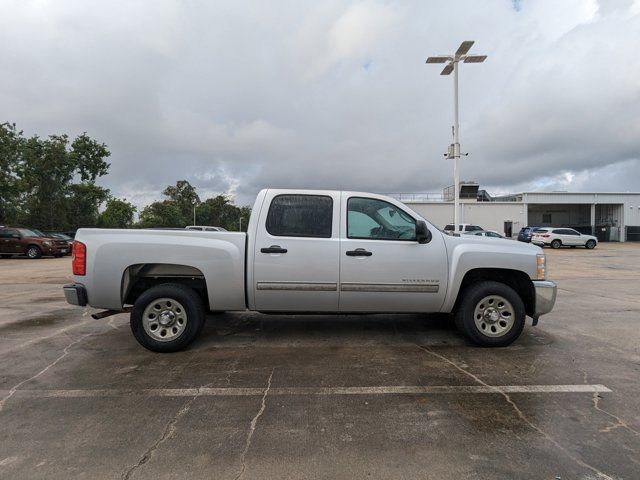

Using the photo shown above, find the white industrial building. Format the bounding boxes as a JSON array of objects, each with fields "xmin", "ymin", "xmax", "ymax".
[{"xmin": 391, "ymin": 184, "xmax": 640, "ymax": 242}]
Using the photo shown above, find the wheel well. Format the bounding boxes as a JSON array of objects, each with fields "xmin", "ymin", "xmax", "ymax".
[
  {"xmin": 122, "ymin": 264, "xmax": 210, "ymax": 310},
  {"xmin": 455, "ymin": 268, "xmax": 535, "ymax": 317}
]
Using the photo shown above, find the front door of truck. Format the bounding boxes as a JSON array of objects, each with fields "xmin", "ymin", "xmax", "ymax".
[
  {"xmin": 339, "ymin": 194, "xmax": 448, "ymax": 312},
  {"xmin": 253, "ymin": 191, "xmax": 341, "ymax": 311}
]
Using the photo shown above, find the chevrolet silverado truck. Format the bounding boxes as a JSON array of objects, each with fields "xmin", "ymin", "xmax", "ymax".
[{"xmin": 63, "ymin": 189, "xmax": 557, "ymax": 352}]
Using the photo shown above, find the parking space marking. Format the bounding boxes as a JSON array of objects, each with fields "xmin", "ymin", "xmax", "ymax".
[{"xmin": 4, "ymin": 384, "xmax": 611, "ymax": 399}]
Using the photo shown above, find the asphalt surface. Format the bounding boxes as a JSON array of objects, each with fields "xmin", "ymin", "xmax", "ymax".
[{"xmin": 1, "ymin": 243, "xmax": 639, "ymax": 479}]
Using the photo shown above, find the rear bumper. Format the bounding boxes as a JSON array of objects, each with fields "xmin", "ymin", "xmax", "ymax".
[
  {"xmin": 532, "ymin": 280, "xmax": 557, "ymax": 319},
  {"xmin": 63, "ymin": 283, "xmax": 87, "ymax": 306}
]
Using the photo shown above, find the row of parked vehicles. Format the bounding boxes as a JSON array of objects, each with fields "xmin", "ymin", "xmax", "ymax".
[
  {"xmin": 518, "ymin": 226, "xmax": 598, "ymax": 249},
  {"xmin": 0, "ymin": 227, "xmax": 74, "ymax": 258},
  {"xmin": 443, "ymin": 223, "xmax": 598, "ymax": 249}
]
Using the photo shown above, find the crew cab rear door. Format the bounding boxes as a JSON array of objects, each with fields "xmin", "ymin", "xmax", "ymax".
[
  {"xmin": 252, "ymin": 191, "xmax": 341, "ymax": 311},
  {"xmin": 339, "ymin": 193, "xmax": 448, "ymax": 312}
]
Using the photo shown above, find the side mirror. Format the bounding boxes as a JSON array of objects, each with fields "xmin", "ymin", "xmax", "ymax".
[{"xmin": 416, "ymin": 220, "xmax": 431, "ymax": 244}]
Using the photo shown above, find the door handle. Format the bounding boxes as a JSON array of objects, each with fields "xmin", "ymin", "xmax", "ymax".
[
  {"xmin": 261, "ymin": 245, "xmax": 288, "ymax": 254},
  {"xmin": 346, "ymin": 248, "xmax": 372, "ymax": 257}
]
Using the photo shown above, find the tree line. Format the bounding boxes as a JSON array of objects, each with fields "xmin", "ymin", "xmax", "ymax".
[{"xmin": 0, "ymin": 123, "xmax": 251, "ymax": 232}]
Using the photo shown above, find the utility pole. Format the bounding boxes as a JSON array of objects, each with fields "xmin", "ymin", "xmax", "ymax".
[{"xmin": 426, "ymin": 41, "xmax": 486, "ymax": 232}]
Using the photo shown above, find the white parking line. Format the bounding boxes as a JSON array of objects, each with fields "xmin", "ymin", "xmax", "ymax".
[{"xmin": 5, "ymin": 384, "xmax": 611, "ymax": 398}]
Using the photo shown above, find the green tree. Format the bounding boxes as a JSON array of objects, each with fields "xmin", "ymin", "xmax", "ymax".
[
  {"xmin": 138, "ymin": 201, "xmax": 184, "ymax": 228},
  {"xmin": 98, "ymin": 198, "xmax": 137, "ymax": 228},
  {"xmin": 66, "ymin": 183, "xmax": 110, "ymax": 231},
  {"xmin": 0, "ymin": 123, "xmax": 22, "ymax": 224},
  {"xmin": 196, "ymin": 195, "xmax": 251, "ymax": 231},
  {"xmin": 163, "ymin": 180, "xmax": 200, "ymax": 222},
  {"xmin": 3, "ymin": 124, "xmax": 111, "ymax": 230}
]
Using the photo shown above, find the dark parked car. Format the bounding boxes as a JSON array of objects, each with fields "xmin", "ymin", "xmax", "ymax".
[
  {"xmin": 0, "ymin": 227, "xmax": 70, "ymax": 258},
  {"xmin": 517, "ymin": 226, "xmax": 539, "ymax": 243},
  {"xmin": 43, "ymin": 232, "xmax": 74, "ymax": 255}
]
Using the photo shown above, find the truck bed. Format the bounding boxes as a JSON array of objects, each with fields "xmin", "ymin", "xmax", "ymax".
[{"xmin": 74, "ymin": 228, "xmax": 247, "ymax": 311}]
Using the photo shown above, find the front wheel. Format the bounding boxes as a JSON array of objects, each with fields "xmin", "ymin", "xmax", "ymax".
[
  {"xmin": 130, "ymin": 283, "xmax": 205, "ymax": 352},
  {"xmin": 26, "ymin": 246, "xmax": 42, "ymax": 259},
  {"xmin": 454, "ymin": 281, "xmax": 526, "ymax": 347},
  {"xmin": 585, "ymin": 240, "xmax": 596, "ymax": 249}
]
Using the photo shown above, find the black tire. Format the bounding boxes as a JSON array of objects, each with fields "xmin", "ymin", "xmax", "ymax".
[
  {"xmin": 550, "ymin": 239, "xmax": 562, "ymax": 249},
  {"xmin": 454, "ymin": 281, "xmax": 526, "ymax": 347},
  {"xmin": 585, "ymin": 240, "xmax": 596, "ymax": 249},
  {"xmin": 26, "ymin": 245, "xmax": 42, "ymax": 259},
  {"xmin": 130, "ymin": 283, "xmax": 205, "ymax": 352}
]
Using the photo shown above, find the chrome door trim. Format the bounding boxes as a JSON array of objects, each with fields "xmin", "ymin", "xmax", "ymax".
[
  {"xmin": 256, "ymin": 282, "xmax": 338, "ymax": 291},
  {"xmin": 340, "ymin": 282, "xmax": 439, "ymax": 293}
]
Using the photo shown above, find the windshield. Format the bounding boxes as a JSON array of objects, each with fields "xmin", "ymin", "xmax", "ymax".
[{"xmin": 17, "ymin": 228, "xmax": 39, "ymax": 237}]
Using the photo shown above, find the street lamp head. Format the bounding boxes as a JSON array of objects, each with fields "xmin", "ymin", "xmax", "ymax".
[
  {"xmin": 426, "ymin": 56, "xmax": 449, "ymax": 64},
  {"xmin": 440, "ymin": 63, "xmax": 454, "ymax": 75},
  {"xmin": 463, "ymin": 55, "xmax": 487, "ymax": 63},
  {"xmin": 456, "ymin": 41, "xmax": 475, "ymax": 56}
]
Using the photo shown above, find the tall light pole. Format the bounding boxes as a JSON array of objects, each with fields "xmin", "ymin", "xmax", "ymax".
[
  {"xmin": 426, "ymin": 41, "xmax": 486, "ymax": 232},
  {"xmin": 193, "ymin": 200, "xmax": 198, "ymax": 226}
]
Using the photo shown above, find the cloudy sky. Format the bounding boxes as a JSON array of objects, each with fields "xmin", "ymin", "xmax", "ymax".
[{"xmin": 1, "ymin": 0, "xmax": 639, "ymax": 207}]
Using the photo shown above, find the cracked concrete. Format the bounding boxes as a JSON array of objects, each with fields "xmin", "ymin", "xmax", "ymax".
[
  {"xmin": 416, "ymin": 345, "xmax": 615, "ymax": 480},
  {"xmin": 0, "ymin": 244, "xmax": 639, "ymax": 479},
  {"xmin": 234, "ymin": 368, "xmax": 274, "ymax": 480},
  {"xmin": 121, "ymin": 390, "xmax": 201, "ymax": 480}
]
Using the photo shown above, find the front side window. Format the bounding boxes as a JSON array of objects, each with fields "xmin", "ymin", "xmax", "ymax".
[
  {"xmin": 266, "ymin": 194, "xmax": 333, "ymax": 238},
  {"xmin": 17, "ymin": 229, "xmax": 38, "ymax": 237},
  {"xmin": 347, "ymin": 197, "xmax": 416, "ymax": 241}
]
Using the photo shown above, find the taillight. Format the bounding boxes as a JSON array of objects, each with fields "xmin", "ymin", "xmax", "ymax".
[
  {"xmin": 542, "ymin": 234, "xmax": 550, "ymax": 238},
  {"xmin": 72, "ymin": 241, "xmax": 86, "ymax": 276}
]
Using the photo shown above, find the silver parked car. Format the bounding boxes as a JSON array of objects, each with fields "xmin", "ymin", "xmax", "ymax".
[
  {"xmin": 531, "ymin": 228, "xmax": 597, "ymax": 249},
  {"xmin": 465, "ymin": 230, "xmax": 505, "ymax": 239}
]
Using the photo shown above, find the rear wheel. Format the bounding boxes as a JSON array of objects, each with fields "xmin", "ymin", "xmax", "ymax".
[
  {"xmin": 586, "ymin": 239, "xmax": 596, "ymax": 249},
  {"xmin": 455, "ymin": 281, "xmax": 526, "ymax": 347},
  {"xmin": 550, "ymin": 239, "xmax": 562, "ymax": 249},
  {"xmin": 130, "ymin": 283, "xmax": 205, "ymax": 352},
  {"xmin": 26, "ymin": 245, "xmax": 42, "ymax": 259}
]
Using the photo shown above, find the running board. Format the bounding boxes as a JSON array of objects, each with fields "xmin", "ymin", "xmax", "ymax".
[{"xmin": 91, "ymin": 307, "xmax": 132, "ymax": 320}]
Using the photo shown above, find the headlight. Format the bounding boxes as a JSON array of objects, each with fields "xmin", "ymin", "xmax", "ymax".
[
  {"xmin": 43, "ymin": 241, "xmax": 52, "ymax": 247},
  {"xmin": 536, "ymin": 254, "xmax": 546, "ymax": 280}
]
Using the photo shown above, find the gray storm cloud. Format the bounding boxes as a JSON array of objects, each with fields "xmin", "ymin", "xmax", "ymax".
[{"xmin": 1, "ymin": 0, "xmax": 638, "ymax": 207}]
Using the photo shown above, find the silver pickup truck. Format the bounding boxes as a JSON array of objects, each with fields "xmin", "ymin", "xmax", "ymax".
[{"xmin": 64, "ymin": 189, "xmax": 556, "ymax": 352}]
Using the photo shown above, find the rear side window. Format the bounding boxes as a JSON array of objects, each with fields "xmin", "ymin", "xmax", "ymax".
[
  {"xmin": 466, "ymin": 225, "xmax": 483, "ymax": 232},
  {"xmin": 444, "ymin": 224, "xmax": 454, "ymax": 231},
  {"xmin": 266, "ymin": 195, "xmax": 333, "ymax": 238}
]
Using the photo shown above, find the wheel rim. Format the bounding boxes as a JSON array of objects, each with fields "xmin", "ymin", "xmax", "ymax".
[
  {"xmin": 473, "ymin": 295, "xmax": 515, "ymax": 337},
  {"xmin": 27, "ymin": 247, "xmax": 38, "ymax": 258},
  {"xmin": 142, "ymin": 297, "xmax": 188, "ymax": 342}
]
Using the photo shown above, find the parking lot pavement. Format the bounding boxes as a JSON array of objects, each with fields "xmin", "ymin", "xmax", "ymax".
[{"xmin": 1, "ymin": 243, "xmax": 639, "ymax": 479}]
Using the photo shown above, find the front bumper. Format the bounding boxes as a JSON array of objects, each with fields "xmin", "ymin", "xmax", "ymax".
[
  {"xmin": 532, "ymin": 280, "xmax": 557, "ymax": 321},
  {"xmin": 63, "ymin": 283, "xmax": 87, "ymax": 306}
]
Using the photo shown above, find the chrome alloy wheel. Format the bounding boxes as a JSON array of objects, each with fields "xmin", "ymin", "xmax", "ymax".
[
  {"xmin": 27, "ymin": 247, "xmax": 39, "ymax": 258},
  {"xmin": 142, "ymin": 297, "xmax": 187, "ymax": 342},
  {"xmin": 473, "ymin": 295, "xmax": 515, "ymax": 337}
]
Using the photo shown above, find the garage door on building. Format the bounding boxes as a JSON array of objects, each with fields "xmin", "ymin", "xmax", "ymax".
[{"xmin": 626, "ymin": 226, "xmax": 640, "ymax": 242}]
